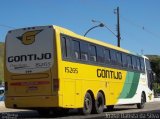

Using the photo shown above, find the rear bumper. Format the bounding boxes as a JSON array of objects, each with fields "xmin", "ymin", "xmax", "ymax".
[{"xmin": 5, "ymin": 95, "xmax": 59, "ymax": 109}]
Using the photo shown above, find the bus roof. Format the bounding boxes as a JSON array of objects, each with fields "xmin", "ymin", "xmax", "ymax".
[
  {"xmin": 7, "ymin": 25, "xmax": 145, "ymax": 58},
  {"xmin": 53, "ymin": 25, "xmax": 145, "ymax": 57}
]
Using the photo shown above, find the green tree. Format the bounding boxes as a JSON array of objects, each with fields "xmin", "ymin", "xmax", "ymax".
[
  {"xmin": 147, "ymin": 55, "xmax": 160, "ymax": 96},
  {"xmin": 148, "ymin": 56, "xmax": 160, "ymax": 83}
]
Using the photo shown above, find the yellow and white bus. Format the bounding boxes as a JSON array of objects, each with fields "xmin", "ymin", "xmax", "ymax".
[{"xmin": 4, "ymin": 25, "xmax": 154, "ymax": 115}]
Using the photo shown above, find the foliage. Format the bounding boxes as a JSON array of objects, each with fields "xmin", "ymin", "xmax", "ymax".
[
  {"xmin": 153, "ymin": 83, "xmax": 160, "ymax": 94},
  {"xmin": 146, "ymin": 55, "xmax": 160, "ymax": 83},
  {"xmin": 146, "ymin": 55, "xmax": 160, "ymax": 95}
]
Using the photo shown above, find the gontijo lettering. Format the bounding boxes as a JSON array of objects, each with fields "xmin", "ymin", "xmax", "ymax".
[
  {"xmin": 8, "ymin": 53, "xmax": 52, "ymax": 62},
  {"xmin": 97, "ymin": 69, "xmax": 122, "ymax": 79}
]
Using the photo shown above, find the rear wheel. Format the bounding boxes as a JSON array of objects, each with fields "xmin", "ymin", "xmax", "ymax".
[
  {"xmin": 93, "ymin": 92, "xmax": 105, "ymax": 114},
  {"xmin": 137, "ymin": 92, "xmax": 146, "ymax": 109},
  {"xmin": 79, "ymin": 92, "xmax": 93, "ymax": 115}
]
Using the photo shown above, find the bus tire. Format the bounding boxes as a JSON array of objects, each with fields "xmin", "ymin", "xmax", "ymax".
[
  {"xmin": 79, "ymin": 92, "xmax": 93, "ymax": 115},
  {"xmin": 92, "ymin": 92, "xmax": 105, "ymax": 114},
  {"xmin": 137, "ymin": 92, "xmax": 146, "ymax": 109}
]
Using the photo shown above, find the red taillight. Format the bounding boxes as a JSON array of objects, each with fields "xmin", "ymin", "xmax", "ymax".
[
  {"xmin": 5, "ymin": 82, "xmax": 8, "ymax": 91},
  {"xmin": 53, "ymin": 79, "xmax": 59, "ymax": 91}
]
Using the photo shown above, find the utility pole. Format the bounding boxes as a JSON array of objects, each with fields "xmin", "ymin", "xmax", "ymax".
[{"xmin": 114, "ymin": 7, "xmax": 121, "ymax": 47}]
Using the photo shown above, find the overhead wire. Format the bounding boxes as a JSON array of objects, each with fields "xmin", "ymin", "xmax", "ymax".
[{"xmin": 120, "ymin": 15, "xmax": 160, "ymax": 40}]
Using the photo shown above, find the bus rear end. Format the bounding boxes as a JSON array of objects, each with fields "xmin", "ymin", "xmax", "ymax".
[{"xmin": 4, "ymin": 26, "xmax": 58, "ymax": 109}]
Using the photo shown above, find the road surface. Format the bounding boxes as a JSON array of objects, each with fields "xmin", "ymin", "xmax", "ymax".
[{"xmin": 0, "ymin": 101, "xmax": 160, "ymax": 119}]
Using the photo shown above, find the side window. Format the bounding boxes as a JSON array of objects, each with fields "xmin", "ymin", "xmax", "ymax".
[
  {"xmin": 116, "ymin": 52, "xmax": 122, "ymax": 66},
  {"xmin": 61, "ymin": 36, "xmax": 71, "ymax": 58},
  {"xmin": 146, "ymin": 59, "xmax": 151, "ymax": 70},
  {"xmin": 110, "ymin": 50, "xmax": 117, "ymax": 65},
  {"xmin": 97, "ymin": 46, "xmax": 104, "ymax": 63},
  {"xmin": 104, "ymin": 49, "xmax": 111, "ymax": 64},
  {"xmin": 136, "ymin": 58, "xmax": 141, "ymax": 70},
  {"xmin": 80, "ymin": 42, "xmax": 88, "ymax": 61},
  {"xmin": 132, "ymin": 56, "xmax": 137, "ymax": 70},
  {"xmin": 90, "ymin": 45, "xmax": 97, "ymax": 62},
  {"xmin": 122, "ymin": 53, "xmax": 127, "ymax": 67},
  {"xmin": 72, "ymin": 40, "xmax": 80, "ymax": 59},
  {"xmin": 127, "ymin": 55, "xmax": 132, "ymax": 69},
  {"xmin": 140, "ymin": 58, "xmax": 145, "ymax": 71}
]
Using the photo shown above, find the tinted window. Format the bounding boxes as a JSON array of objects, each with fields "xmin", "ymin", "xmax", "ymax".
[
  {"xmin": 110, "ymin": 50, "xmax": 117, "ymax": 65},
  {"xmin": 104, "ymin": 49, "xmax": 110, "ymax": 64},
  {"xmin": 97, "ymin": 46, "xmax": 104, "ymax": 63},
  {"xmin": 80, "ymin": 42, "xmax": 88, "ymax": 61},
  {"xmin": 72, "ymin": 40, "xmax": 80, "ymax": 59},
  {"xmin": 116, "ymin": 52, "xmax": 122, "ymax": 66},
  {"xmin": 61, "ymin": 35, "xmax": 146, "ymax": 73},
  {"xmin": 90, "ymin": 45, "xmax": 97, "ymax": 62},
  {"xmin": 61, "ymin": 36, "xmax": 71, "ymax": 58},
  {"xmin": 132, "ymin": 56, "xmax": 137, "ymax": 70},
  {"xmin": 122, "ymin": 53, "xmax": 127, "ymax": 67},
  {"xmin": 146, "ymin": 59, "xmax": 151, "ymax": 70},
  {"xmin": 136, "ymin": 58, "xmax": 140, "ymax": 70},
  {"xmin": 140, "ymin": 58, "xmax": 145, "ymax": 71},
  {"xmin": 127, "ymin": 55, "xmax": 132, "ymax": 68}
]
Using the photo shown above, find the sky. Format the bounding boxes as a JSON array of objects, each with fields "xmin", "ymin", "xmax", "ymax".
[{"xmin": 0, "ymin": 0, "xmax": 160, "ymax": 55}]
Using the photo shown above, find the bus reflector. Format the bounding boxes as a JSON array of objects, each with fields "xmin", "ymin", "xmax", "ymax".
[{"xmin": 10, "ymin": 81, "xmax": 50, "ymax": 86}]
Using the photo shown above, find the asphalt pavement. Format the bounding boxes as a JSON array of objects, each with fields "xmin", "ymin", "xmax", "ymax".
[{"xmin": 0, "ymin": 99, "xmax": 160, "ymax": 119}]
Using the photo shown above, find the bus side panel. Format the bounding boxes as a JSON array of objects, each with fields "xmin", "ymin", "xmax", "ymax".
[
  {"xmin": 117, "ymin": 72, "xmax": 153, "ymax": 105},
  {"xmin": 59, "ymin": 58, "xmax": 128, "ymax": 108}
]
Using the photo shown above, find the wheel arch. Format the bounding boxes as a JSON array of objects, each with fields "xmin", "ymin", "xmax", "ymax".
[{"xmin": 86, "ymin": 90, "xmax": 95, "ymax": 102}]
